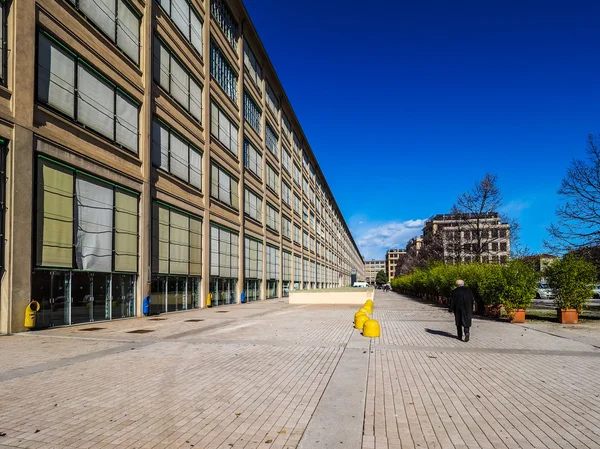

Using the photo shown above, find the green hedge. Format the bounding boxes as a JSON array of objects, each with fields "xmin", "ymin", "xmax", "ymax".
[{"xmin": 390, "ymin": 260, "xmax": 538, "ymax": 312}]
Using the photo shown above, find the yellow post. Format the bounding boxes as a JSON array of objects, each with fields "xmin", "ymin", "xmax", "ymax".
[
  {"xmin": 359, "ymin": 307, "xmax": 370, "ymax": 315},
  {"xmin": 24, "ymin": 301, "xmax": 40, "ymax": 329},
  {"xmin": 363, "ymin": 304, "xmax": 373, "ymax": 314},
  {"xmin": 365, "ymin": 299, "xmax": 374, "ymax": 307},
  {"xmin": 206, "ymin": 293, "xmax": 212, "ymax": 308},
  {"xmin": 363, "ymin": 319, "xmax": 381, "ymax": 337},
  {"xmin": 355, "ymin": 313, "xmax": 369, "ymax": 330},
  {"xmin": 354, "ymin": 310, "xmax": 368, "ymax": 320}
]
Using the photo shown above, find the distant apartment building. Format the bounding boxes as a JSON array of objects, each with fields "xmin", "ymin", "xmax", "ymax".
[
  {"xmin": 365, "ymin": 259, "xmax": 385, "ymax": 284},
  {"xmin": 406, "ymin": 237, "xmax": 423, "ymax": 254},
  {"xmin": 386, "ymin": 249, "xmax": 406, "ymax": 280},
  {"xmin": 0, "ymin": 0, "xmax": 365, "ymax": 333},
  {"xmin": 422, "ymin": 213, "xmax": 510, "ymax": 264}
]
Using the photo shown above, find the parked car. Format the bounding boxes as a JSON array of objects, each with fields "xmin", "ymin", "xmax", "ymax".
[{"xmin": 535, "ymin": 282, "xmax": 555, "ymax": 299}]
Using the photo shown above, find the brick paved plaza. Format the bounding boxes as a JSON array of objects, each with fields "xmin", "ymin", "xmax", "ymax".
[{"xmin": 2, "ymin": 291, "xmax": 600, "ymax": 449}]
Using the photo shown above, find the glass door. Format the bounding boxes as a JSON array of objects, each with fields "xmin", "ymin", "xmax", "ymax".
[
  {"xmin": 32, "ymin": 270, "xmax": 70, "ymax": 328},
  {"xmin": 112, "ymin": 274, "xmax": 136, "ymax": 319}
]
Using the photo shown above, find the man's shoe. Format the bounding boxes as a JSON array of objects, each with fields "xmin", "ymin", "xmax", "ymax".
[
  {"xmin": 464, "ymin": 334, "xmax": 470, "ymax": 342},
  {"xmin": 457, "ymin": 336, "xmax": 462, "ymax": 341}
]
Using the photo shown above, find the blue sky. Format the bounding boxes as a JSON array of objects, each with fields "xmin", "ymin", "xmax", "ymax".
[{"xmin": 243, "ymin": 0, "xmax": 600, "ymax": 260}]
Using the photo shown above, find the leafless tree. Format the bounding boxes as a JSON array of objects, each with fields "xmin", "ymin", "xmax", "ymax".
[
  {"xmin": 546, "ymin": 134, "xmax": 600, "ymax": 252},
  {"xmin": 452, "ymin": 173, "xmax": 519, "ymax": 262}
]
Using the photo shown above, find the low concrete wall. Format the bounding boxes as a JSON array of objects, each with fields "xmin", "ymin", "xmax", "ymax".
[{"xmin": 289, "ymin": 289, "xmax": 372, "ymax": 305}]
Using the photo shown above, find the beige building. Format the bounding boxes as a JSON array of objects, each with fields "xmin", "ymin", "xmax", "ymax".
[
  {"xmin": 364, "ymin": 259, "xmax": 385, "ymax": 285},
  {"xmin": 385, "ymin": 249, "xmax": 405, "ymax": 281},
  {"xmin": 422, "ymin": 213, "xmax": 510, "ymax": 264},
  {"xmin": 0, "ymin": 0, "xmax": 364, "ymax": 333},
  {"xmin": 406, "ymin": 237, "xmax": 423, "ymax": 254}
]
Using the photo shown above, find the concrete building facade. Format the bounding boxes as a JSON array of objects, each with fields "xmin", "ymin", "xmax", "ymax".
[
  {"xmin": 422, "ymin": 213, "xmax": 510, "ymax": 264},
  {"xmin": 385, "ymin": 249, "xmax": 405, "ymax": 281},
  {"xmin": 0, "ymin": 0, "xmax": 364, "ymax": 333},
  {"xmin": 364, "ymin": 259, "xmax": 385, "ymax": 285}
]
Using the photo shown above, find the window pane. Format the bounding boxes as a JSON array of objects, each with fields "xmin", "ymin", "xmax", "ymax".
[
  {"xmin": 77, "ymin": 64, "xmax": 115, "ymax": 139},
  {"xmin": 37, "ymin": 160, "xmax": 74, "ymax": 268},
  {"xmin": 170, "ymin": 210, "xmax": 189, "ymax": 275},
  {"xmin": 38, "ymin": 34, "xmax": 76, "ymax": 117},
  {"xmin": 190, "ymin": 11, "xmax": 203, "ymax": 55},
  {"xmin": 116, "ymin": 92, "xmax": 138, "ymax": 153},
  {"xmin": 189, "ymin": 147, "xmax": 202, "ymax": 189},
  {"xmin": 170, "ymin": 132, "xmax": 189, "ymax": 182},
  {"xmin": 80, "ymin": 0, "xmax": 116, "ymax": 40},
  {"xmin": 171, "ymin": 57, "xmax": 189, "ymax": 108},
  {"xmin": 189, "ymin": 78, "xmax": 202, "ymax": 122},
  {"xmin": 117, "ymin": 0, "xmax": 140, "ymax": 64},
  {"xmin": 171, "ymin": 0, "xmax": 190, "ymax": 42},
  {"xmin": 114, "ymin": 190, "xmax": 138, "ymax": 272},
  {"xmin": 75, "ymin": 176, "xmax": 113, "ymax": 272}
]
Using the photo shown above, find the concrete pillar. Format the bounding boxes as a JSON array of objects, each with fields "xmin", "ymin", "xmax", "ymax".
[
  {"xmin": 137, "ymin": 0, "xmax": 154, "ymax": 316},
  {"xmin": 6, "ymin": 0, "xmax": 36, "ymax": 333}
]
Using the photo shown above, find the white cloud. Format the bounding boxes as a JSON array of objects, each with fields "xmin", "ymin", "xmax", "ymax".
[
  {"xmin": 500, "ymin": 200, "xmax": 532, "ymax": 217},
  {"xmin": 354, "ymin": 218, "xmax": 426, "ymax": 260}
]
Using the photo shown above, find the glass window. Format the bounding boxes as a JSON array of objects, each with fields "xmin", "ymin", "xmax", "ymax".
[
  {"xmin": 156, "ymin": 0, "xmax": 203, "ymax": 56},
  {"xmin": 211, "ymin": 0, "xmax": 238, "ymax": 50},
  {"xmin": 37, "ymin": 32, "xmax": 139, "ymax": 154},
  {"xmin": 281, "ymin": 181, "xmax": 291, "ymax": 206},
  {"xmin": 294, "ymin": 254, "xmax": 302, "ymax": 287},
  {"xmin": 211, "ymin": 101, "xmax": 239, "ymax": 155},
  {"xmin": 151, "ymin": 202, "xmax": 202, "ymax": 276},
  {"xmin": 282, "ymin": 147, "xmax": 291, "ymax": 174},
  {"xmin": 243, "ymin": 91, "xmax": 261, "ymax": 133},
  {"xmin": 243, "ymin": 38, "xmax": 261, "ymax": 90},
  {"xmin": 36, "ymin": 157, "xmax": 139, "ymax": 272},
  {"xmin": 243, "ymin": 139, "xmax": 262, "ymax": 179},
  {"xmin": 294, "ymin": 225, "xmax": 301, "ymax": 244},
  {"xmin": 151, "ymin": 120, "xmax": 202, "ymax": 189},
  {"xmin": 153, "ymin": 37, "xmax": 202, "ymax": 122},
  {"xmin": 210, "ymin": 225, "xmax": 239, "ymax": 279},
  {"xmin": 293, "ymin": 193, "xmax": 301, "ymax": 216},
  {"xmin": 266, "ymin": 81, "xmax": 278, "ymax": 115},
  {"xmin": 282, "ymin": 215, "xmax": 291, "ymax": 240},
  {"xmin": 303, "ymin": 231, "xmax": 308, "ymax": 249},
  {"xmin": 265, "ymin": 124, "xmax": 278, "ymax": 158},
  {"xmin": 75, "ymin": 0, "xmax": 141, "ymax": 64},
  {"xmin": 281, "ymin": 114, "xmax": 291, "ymax": 140},
  {"xmin": 244, "ymin": 236, "xmax": 262, "ymax": 279},
  {"xmin": 210, "ymin": 41, "xmax": 237, "ymax": 102},
  {"xmin": 210, "ymin": 163, "xmax": 239, "ymax": 209},
  {"xmin": 266, "ymin": 204, "xmax": 279, "ymax": 232},
  {"xmin": 244, "ymin": 188, "xmax": 262, "ymax": 222},
  {"xmin": 266, "ymin": 163, "xmax": 279, "ymax": 195}
]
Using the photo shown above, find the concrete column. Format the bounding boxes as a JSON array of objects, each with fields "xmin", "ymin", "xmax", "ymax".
[
  {"xmin": 6, "ymin": 0, "xmax": 36, "ymax": 333},
  {"xmin": 137, "ymin": 0, "xmax": 154, "ymax": 316},
  {"xmin": 201, "ymin": 3, "xmax": 211, "ymax": 307}
]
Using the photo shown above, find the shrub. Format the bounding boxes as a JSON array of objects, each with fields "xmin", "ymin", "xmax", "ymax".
[
  {"xmin": 500, "ymin": 260, "xmax": 538, "ymax": 314},
  {"xmin": 545, "ymin": 255, "xmax": 597, "ymax": 312}
]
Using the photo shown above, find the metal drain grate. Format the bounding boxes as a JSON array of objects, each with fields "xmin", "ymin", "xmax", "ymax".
[
  {"xmin": 215, "ymin": 310, "xmax": 229, "ymax": 313},
  {"xmin": 148, "ymin": 318, "xmax": 166, "ymax": 321},
  {"xmin": 127, "ymin": 329, "xmax": 155, "ymax": 334},
  {"xmin": 78, "ymin": 327, "xmax": 106, "ymax": 332},
  {"xmin": 185, "ymin": 319, "xmax": 205, "ymax": 322}
]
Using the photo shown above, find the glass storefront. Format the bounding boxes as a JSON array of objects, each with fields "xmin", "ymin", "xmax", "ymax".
[
  {"xmin": 32, "ymin": 270, "xmax": 136, "ymax": 328},
  {"xmin": 209, "ymin": 277, "xmax": 237, "ymax": 306},
  {"xmin": 150, "ymin": 275, "xmax": 200, "ymax": 314},
  {"xmin": 266, "ymin": 280, "xmax": 278, "ymax": 299},
  {"xmin": 245, "ymin": 279, "xmax": 260, "ymax": 302},
  {"xmin": 282, "ymin": 281, "xmax": 290, "ymax": 297}
]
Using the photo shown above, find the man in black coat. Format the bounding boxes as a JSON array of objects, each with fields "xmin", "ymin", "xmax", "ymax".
[{"xmin": 449, "ymin": 280, "xmax": 474, "ymax": 342}]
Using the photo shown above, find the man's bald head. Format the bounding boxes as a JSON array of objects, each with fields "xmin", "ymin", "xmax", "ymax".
[{"xmin": 456, "ymin": 280, "xmax": 465, "ymax": 287}]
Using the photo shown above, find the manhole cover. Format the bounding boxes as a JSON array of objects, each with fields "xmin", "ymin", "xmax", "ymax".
[
  {"xmin": 185, "ymin": 319, "xmax": 205, "ymax": 322},
  {"xmin": 148, "ymin": 318, "xmax": 166, "ymax": 321},
  {"xmin": 127, "ymin": 329, "xmax": 155, "ymax": 334},
  {"xmin": 78, "ymin": 327, "xmax": 105, "ymax": 332},
  {"xmin": 216, "ymin": 311, "xmax": 229, "ymax": 313}
]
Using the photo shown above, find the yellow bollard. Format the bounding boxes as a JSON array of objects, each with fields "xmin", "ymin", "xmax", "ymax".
[
  {"xmin": 359, "ymin": 307, "xmax": 371, "ymax": 315},
  {"xmin": 365, "ymin": 299, "xmax": 374, "ymax": 307},
  {"xmin": 206, "ymin": 293, "xmax": 213, "ymax": 308},
  {"xmin": 355, "ymin": 313, "xmax": 369, "ymax": 330},
  {"xmin": 363, "ymin": 319, "xmax": 381, "ymax": 337},
  {"xmin": 363, "ymin": 304, "xmax": 373, "ymax": 313},
  {"xmin": 354, "ymin": 310, "xmax": 367, "ymax": 319},
  {"xmin": 24, "ymin": 301, "xmax": 40, "ymax": 329}
]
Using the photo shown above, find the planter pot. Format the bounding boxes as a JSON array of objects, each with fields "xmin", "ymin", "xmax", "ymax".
[
  {"xmin": 484, "ymin": 304, "xmax": 503, "ymax": 319},
  {"xmin": 509, "ymin": 309, "xmax": 526, "ymax": 323},
  {"xmin": 557, "ymin": 309, "xmax": 578, "ymax": 324}
]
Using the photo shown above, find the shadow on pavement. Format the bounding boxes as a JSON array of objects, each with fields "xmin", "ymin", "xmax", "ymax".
[{"xmin": 425, "ymin": 328, "xmax": 457, "ymax": 339}]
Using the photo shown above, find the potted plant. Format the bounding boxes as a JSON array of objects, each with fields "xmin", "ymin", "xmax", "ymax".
[
  {"xmin": 500, "ymin": 260, "xmax": 538, "ymax": 323},
  {"xmin": 545, "ymin": 255, "xmax": 597, "ymax": 324}
]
